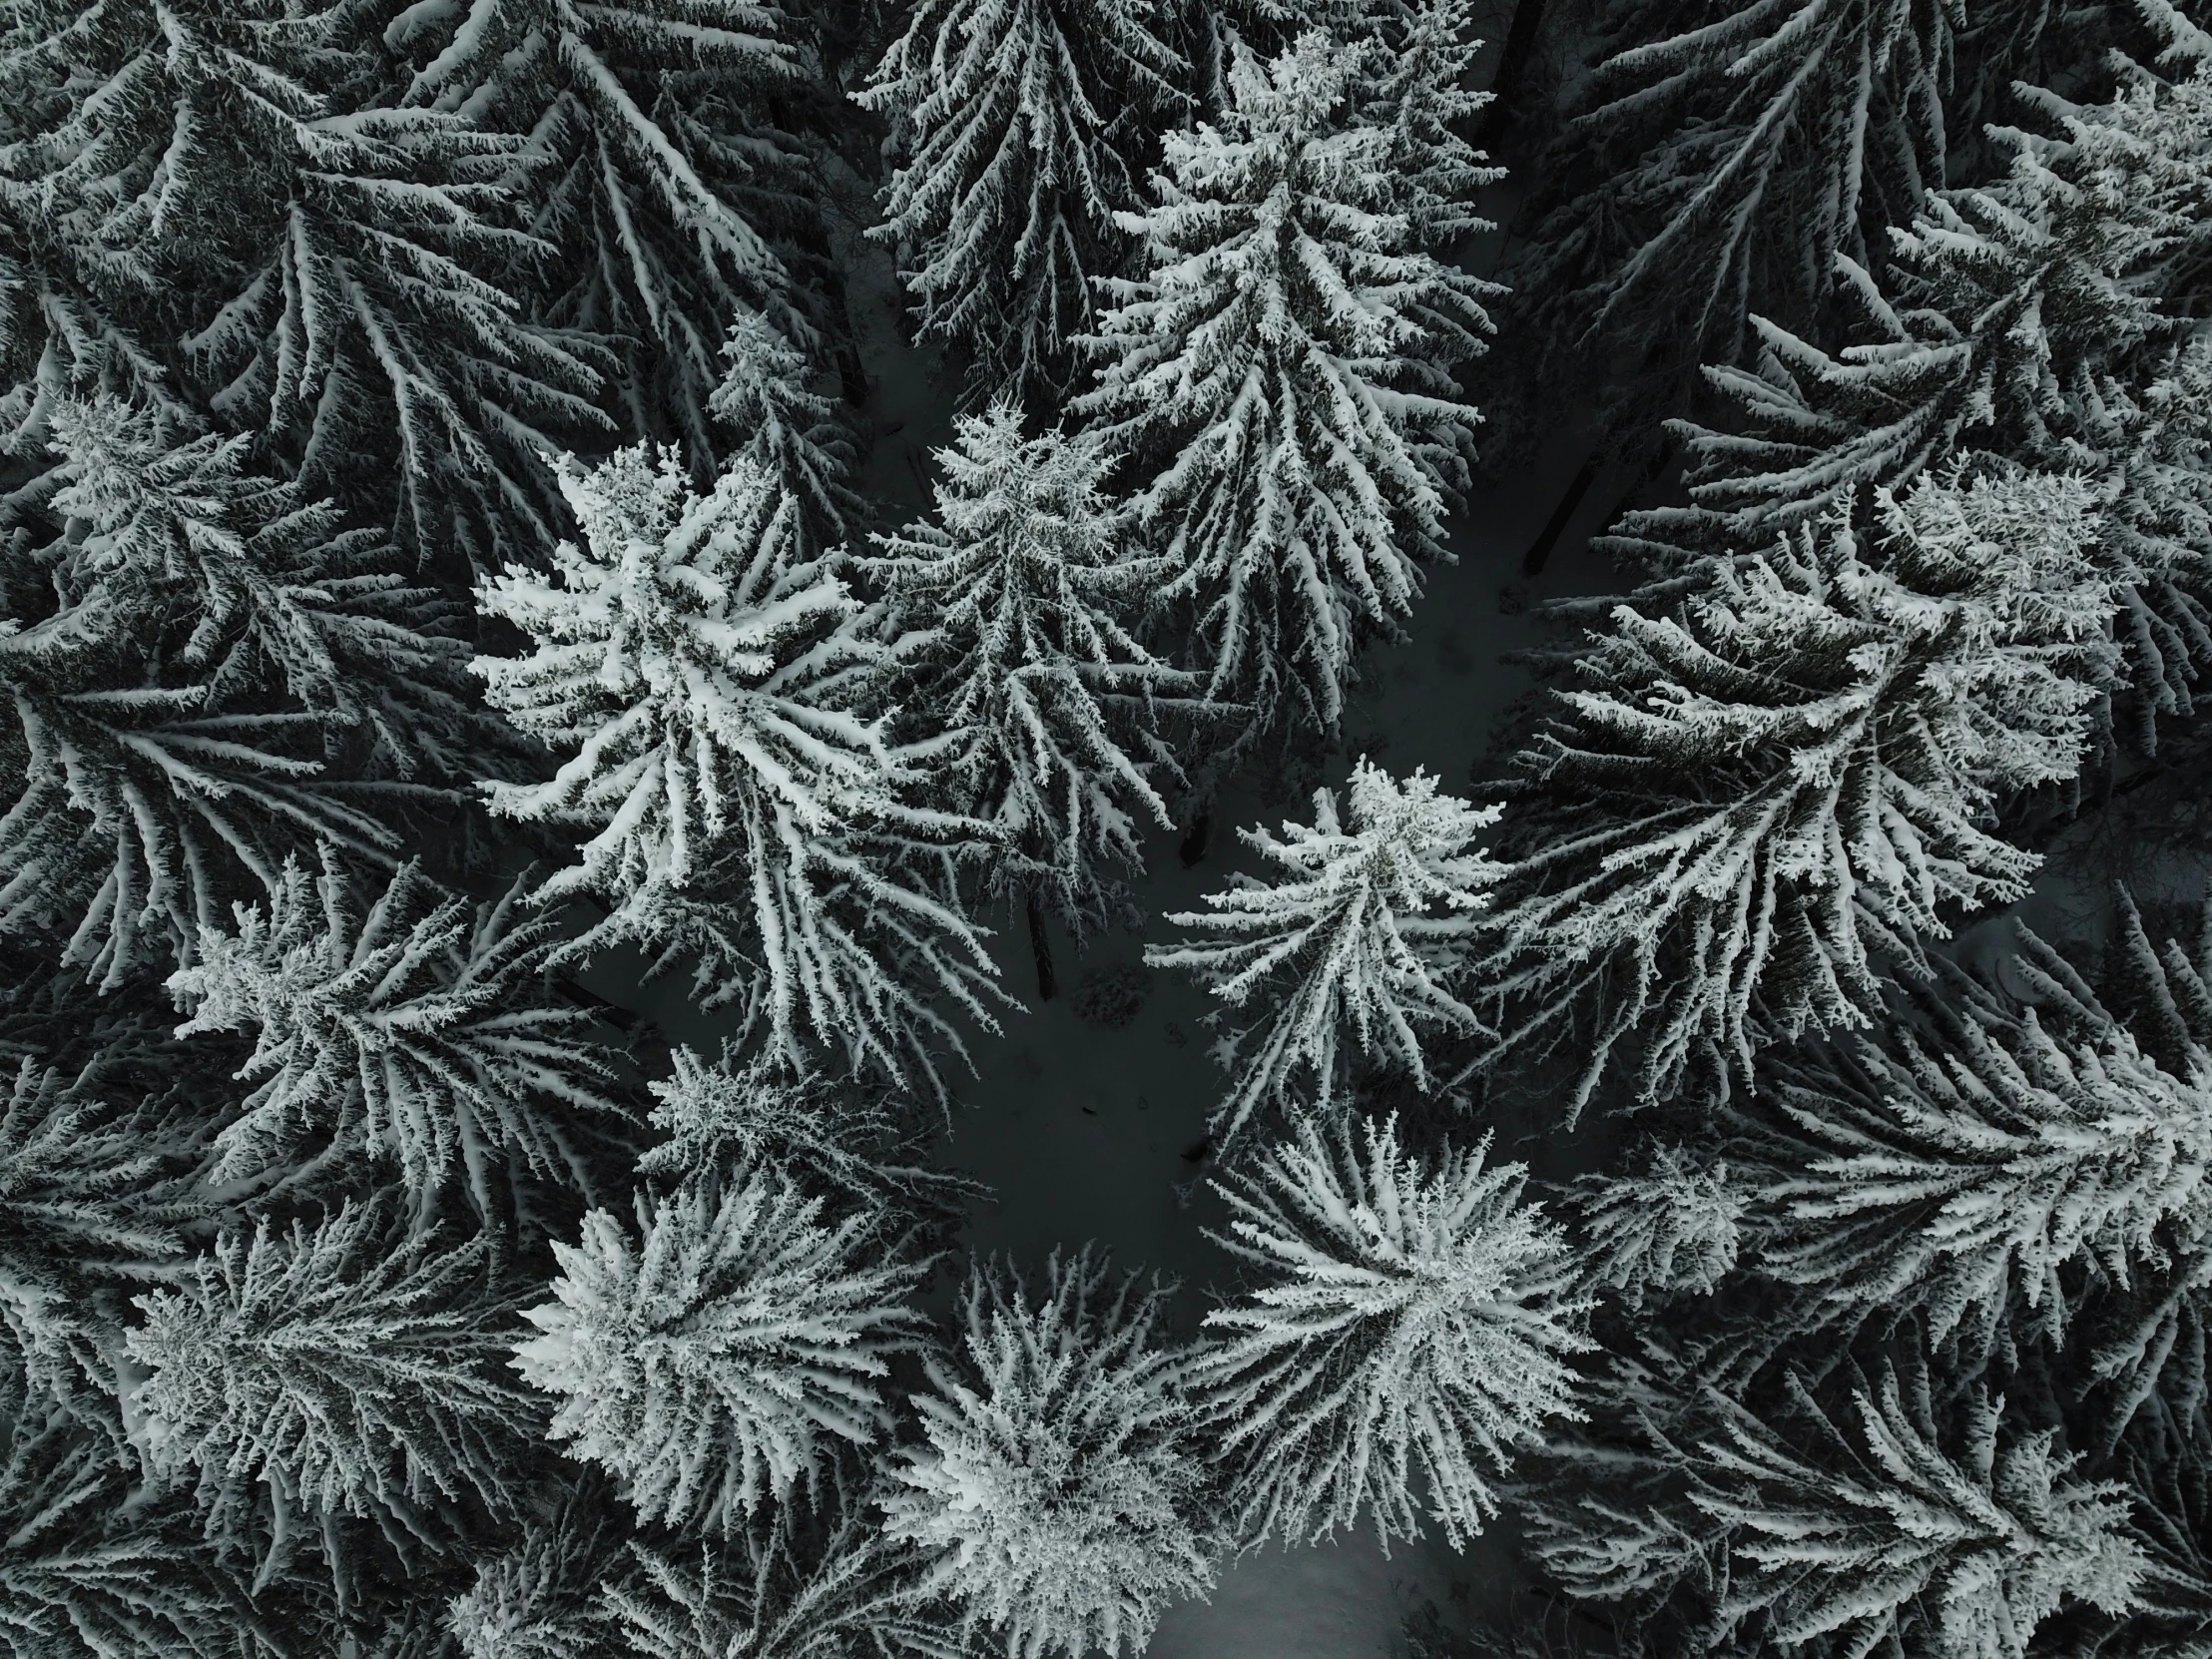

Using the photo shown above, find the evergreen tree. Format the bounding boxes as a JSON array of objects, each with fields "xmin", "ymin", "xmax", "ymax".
[
  {"xmin": 858, "ymin": 0, "xmax": 1186, "ymax": 400},
  {"xmin": 1147, "ymin": 760, "xmax": 1501, "ymax": 1144},
  {"xmin": 0, "ymin": 396, "xmax": 489, "ymax": 986},
  {"xmin": 0, "ymin": 1052, "xmax": 201, "ymax": 1411},
  {"xmin": 709, "ymin": 311, "xmax": 864, "ymax": 581},
  {"xmin": 513, "ymin": 1167, "xmax": 922, "ymax": 1534},
  {"xmin": 870, "ymin": 403, "xmax": 1195, "ymax": 954},
  {"xmin": 0, "ymin": 0, "xmax": 607, "ymax": 567},
  {"xmin": 1074, "ymin": 30, "xmax": 1497, "ymax": 744},
  {"xmin": 382, "ymin": 0, "xmax": 813, "ymax": 471},
  {"xmin": 166, "ymin": 851, "xmax": 622, "ymax": 1223},
  {"xmin": 444, "ymin": 1484, "xmax": 619, "ymax": 1659},
  {"xmin": 1197, "ymin": 1116, "xmax": 1589, "ymax": 1551},
  {"xmin": 639, "ymin": 1044, "xmax": 978, "ymax": 1222},
  {"xmin": 1501, "ymin": 0, "xmax": 2102, "ymax": 438},
  {"xmin": 126, "ymin": 1202, "xmax": 536, "ymax": 1547},
  {"xmin": 0, "ymin": 1350, "xmax": 240, "ymax": 1659},
  {"xmin": 1475, "ymin": 466, "xmax": 2113, "ymax": 1118},
  {"xmin": 880, "ymin": 1248, "xmax": 1217, "ymax": 1659},
  {"xmin": 1570, "ymin": 1143, "xmax": 1743, "ymax": 1312},
  {"xmin": 1618, "ymin": 58, "xmax": 2212, "ymax": 757},
  {"xmin": 1529, "ymin": 1360, "xmax": 2145, "ymax": 1659},
  {"xmin": 1359, "ymin": 0, "xmax": 1502, "ymax": 254},
  {"xmin": 472, "ymin": 442, "xmax": 1004, "ymax": 1096}
]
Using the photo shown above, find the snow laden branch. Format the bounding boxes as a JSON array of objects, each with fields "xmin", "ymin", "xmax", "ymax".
[
  {"xmin": 1740, "ymin": 984, "xmax": 2212, "ymax": 1357},
  {"xmin": 1075, "ymin": 30, "xmax": 1496, "ymax": 745},
  {"xmin": 639, "ymin": 1044, "xmax": 980, "ymax": 1222},
  {"xmin": 513, "ymin": 1167, "xmax": 923, "ymax": 1535},
  {"xmin": 1569, "ymin": 1143, "xmax": 1744, "ymax": 1313},
  {"xmin": 385, "ymin": 0, "xmax": 808, "ymax": 478},
  {"xmin": 602, "ymin": 1507, "xmax": 956, "ymax": 1659},
  {"xmin": 0, "ymin": 396, "xmax": 489, "ymax": 984},
  {"xmin": 871, "ymin": 402, "xmax": 1200, "ymax": 942},
  {"xmin": 1196, "ymin": 1116, "xmax": 1590, "ymax": 1551},
  {"xmin": 126, "ymin": 1202, "xmax": 536, "ymax": 1545},
  {"xmin": 859, "ymin": 0, "xmax": 1186, "ymax": 398},
  {"xmin": 1149, "ymin": 761, "xmax": 1501, "ymax": 1144},
  {"xmin": 473, "ymin": 442, "xmax": 1004, "ymax": 1098},
  {"xmin": 1626, "ymin": 59, "xmax": 2212, "ymax": 755},
  {"xmin": 881, "ymin": 1248, "xmax": 1218, "ymax": 1659},
  {"xmin": 166, "ymin": 850, "xmax": 622, "ymax": 1222},
  {"xmin": 1476, "ymin": 466, "xmax": 2115, "ymax": 1119},
  {"xmin": 1511, "ymin": 0, "xmax": 1966, "ymax": 398},
  {"xmin": 1530, "ymin": 1362, "xmax": 2144, "ymax": 1659}
]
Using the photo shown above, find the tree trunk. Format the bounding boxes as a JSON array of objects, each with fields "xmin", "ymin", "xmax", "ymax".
[
  {"xmin": 1025, "ymin": 891, "xmax": 1057, "ymax": 1001},
  {"xmin": 1179, "ymin": 811, "xmax": 1212, "ymax": 868},
  {"xmin": 1522, "ymin": 455, "xmax": 1598, "ymax": 576},
  {"xmin": 1476, "ymin": 0, "xmax": 1549, "ymax": 150}
]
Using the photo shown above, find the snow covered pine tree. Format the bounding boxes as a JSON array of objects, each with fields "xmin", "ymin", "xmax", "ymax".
[
  {"xmin": 871, "ymin": 401, "xmax": 1198, "ymax": 992},
  {"xmin": 472, "ymin": 441, "xmax": 1004, "ymax": 1095},
  {"xmin": 1148, "ymin": 759, "xmax": 1501, "ymax": 1143},
  {"xmin": 860, "ymin": 0, "xmax": 1187, "ymax": 399},
  {"xmin": 1198, "ymin": 1115, "xmax": 1589, "ymax": 1550},
  {"xmin": 514, "ymin": 1166, "xmax": 923, "ymax": 1534},
  {"xmin": 881, "ymin": 1247, "xmax": 1217, "ymax": 1658},
  {"xmin": 1076, "ymin": 30, "xmax": 1498, "ymax": 749},
  {"xmin": 1619, "ymin": 53, "xmax": 2212, "ymax": 758},
  {"xmin": 1476, "ymin": 465, "xmax": 2114, "ymax": 1117}
]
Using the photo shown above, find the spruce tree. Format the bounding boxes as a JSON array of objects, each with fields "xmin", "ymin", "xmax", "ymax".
[
  {"xmin": 870, "ymin": 402, "xmax": 1196, "ymax": 962},
  {"xmin": 1359, "ymin": 0, "xmax": 1502, "ymax": 254},
  {"xmin": 0, "ymin": 1053, "xmax": 202, "ymax": 1411},
  {"xmin": 1475, "ymin": 466, "xmax": 2113, "ymax": 1117},
  {"xmin": 1618, "ymin": 59, "xmax": 2212, "ymax": 757},
  {"xmin": 472, "ymin": 441, "xmax": 1004, "ymax": 1095},
  {"xmin": 1528, "ymin": 1360, "xmax": 2145, "ymax": 1659},
  {"xmin": 166, "ymin": 851, "xmax": 622, "ymax": 1222},
  {"xmin": 1147, "ymin": 760, "xmax": 1501, "ymax": 1144},
  {"xmin": 0, "ymin": 397, "xmax": 487, "ymax": 985},
  {"xmin": 382, "ymin": 0, "xmax": 814, "ymax": 472},
  {"xmin": 1741, "ymin": 979, "xmax": 2212, "ymax": 1356},
  {"xmin": 1570, "ymin": 1144, "xmax": 1743, "ymax": 1313},
  {"xmin": 513, "ymin": 1168, "xmax": 923, "ymax": 1535},
  {"xmin": 859, "ymin": 0, "xmax": 1186, "ymax": 400},
  {"xmin": 1075, "ymin": 30, "xmax": 1496, "ymax": 745},
  {"xmin": 603, "ymin": 1509, "xmax": 948, "ymax": 1659},
  {"xmin": 709, "ymin": 311, "xmax": 864, "ymax": 581},
  {"xmin": 880, "ymin": 1248, "xmax": 1217, "ymax": 1659},
  {"xmin": 0, "ymin": 0, "xmax": 606, "ymax": 567},
  {"xmin": 1502, "ymin": 0, "xmax": 2101, "ymax": 437},
  {"xmin": 127, "ymin": 1203, "xmax": 536, "ymax": 1545},
  {"xmin": 1198, "ymin": 1116, "xmax": 1589, "ymax": 1550}
]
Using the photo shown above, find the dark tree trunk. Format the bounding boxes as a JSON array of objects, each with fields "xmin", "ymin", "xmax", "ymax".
[
  {"xmin": 1522, "ymin": 455, "xmax": 1599, "ymax": 576},
  {"xmin": 1179, "ymin": 811, "xmax": 1212, "ymax": 868},
  {"xmin": 1591, "ymin": 439, "xmax": 1679, "ymax": 541},
  {"xmin": 1477, "ymin": 0, "xmax": 1550, "ymax": 150},
  {"xmin": 1025, "ymin": 891, "xmax": 1057, "ymax": 1001}
]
